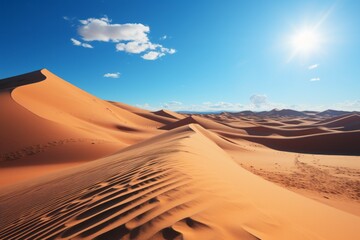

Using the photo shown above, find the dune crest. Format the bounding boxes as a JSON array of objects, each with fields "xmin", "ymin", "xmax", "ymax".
[
  {"xmin": 152, "ymin": 109, "xmax": 185, "ymax": 120},
  {"xmin": 0, "ymin": 69, "xmax": 46, "ymax": 90},
  {"xmin": 0, "ymin": 70, "xmax": 165, "ymax": 185},
  {"xmin": 1, "ymin": 69, "xmax": 359, "ymax": 239},
  {"xmin": 1, "ymin": 124, "xmax": 359, "ymax": 240}
]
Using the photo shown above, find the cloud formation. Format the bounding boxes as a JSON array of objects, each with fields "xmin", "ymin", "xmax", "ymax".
[
  {"xmin": 308, "ymin": 64, "xmax": 319, "ymax": 70},
  {"xmin": 250, "ymin": 94, "xmax": 268, "ymax": 108},
  {"xmin": 136, "ymin": 94, "xmax": 360, "ymax": 113},
  {"xmin": 70, "ymin": 16, "xmax": 175, "ymax": 60},
  {"xmin": 310, "ymin": 77, "xmax": 320, "ymax": 81},
  {"xmin": 142, "ymin": 51, "xmax": 165, "ymax": 60},
  {"xmin": 103, "ymin": 72, "xmax": 121, "ymax": 78},
  {"xmin": 70, "ymin": 38, "xmax": 93, "ymax": 48},
  {"xmin": 116, "ymin": 41, "xmax": 154, "ymax": 54},
  {"xmin": 333, "ymin": 100, "xmax": 360, "ymax": 111},
  {"xmin": 138, "ymin": 101, "xmax": 246, "ymax": 112},
  {"xmin": 78, "ymin": 17, "xmax": 149, "ymax": 43}
]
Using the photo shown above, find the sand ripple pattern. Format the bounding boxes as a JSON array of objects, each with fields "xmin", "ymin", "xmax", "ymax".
[{"xmin": 0, "ymin": 153, "xmax": 212, "ymax": 240}]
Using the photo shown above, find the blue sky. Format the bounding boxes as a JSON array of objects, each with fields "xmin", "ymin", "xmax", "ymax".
[{"xmin": 0, "ymin": 0, "xmax": 359, "ymax": 111}]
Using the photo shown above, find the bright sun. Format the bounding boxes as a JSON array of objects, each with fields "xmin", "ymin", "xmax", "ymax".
[{"xmin": 291, "ymin": 28, "xmax": 321, "ymax": 55}]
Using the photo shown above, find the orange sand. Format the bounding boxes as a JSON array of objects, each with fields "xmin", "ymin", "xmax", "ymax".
[{"xmin": 0, "ymin": 70, "xmax": 359, "ymax": 239}]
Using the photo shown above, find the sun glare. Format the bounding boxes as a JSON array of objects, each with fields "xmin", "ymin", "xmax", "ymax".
[
  {"xmin": 291, "ymin": 28, "xmax": 320, "ymax": 54},
  {"xmin": 292, "ymin": 29, "xmax": 320, "ymax": 54}
]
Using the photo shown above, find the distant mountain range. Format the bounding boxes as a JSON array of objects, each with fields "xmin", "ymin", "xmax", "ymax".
[{"xmin": 178, "ymin": 109, "xmax": 360, "ymax": 118}]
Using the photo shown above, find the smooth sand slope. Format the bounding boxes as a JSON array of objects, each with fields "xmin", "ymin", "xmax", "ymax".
[
  {"xmin": 161, "ymin": 112, "xmax": 360, "ymax": 215},
  {"xmin": 196, "ymin": 112, "xmax": 360, "ymax": 215},
  {"xmin": 1, "ymin": 124, "xmax": 359, "ymax": 240},
  {"xmin": 0, "ymin": 69, "xmax": 171, "ymax": 186},
  {"xmin": 1, "ymin": 69, "xmax": 359, "ymax": 239}
]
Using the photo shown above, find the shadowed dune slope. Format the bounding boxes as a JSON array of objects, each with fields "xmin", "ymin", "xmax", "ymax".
[
  {"xmin": 152, "ymin": 109, "xmax": 185, "ymax": 120},
  {"xmin": 160, "ymin": 116, "xmax": 247, "ymax": 134},
  {"xmin": 239, "ymin": 125, "xmax": 330, "ymax": 137},
  {"xmin": 319, "ymin": 114, "xmax": 360, "ymax": 130},
  {"xmin": 199, "ymin": 112, "xmax": 360, "ymax": 155},
  {"xmin": 220, "ymin": 130, "xmax": 360, "ymax": 155},
  {"xmin": 0, "ymin": 70, "xmax": 46, "ymax": 89},
  {"xmin": 109, "ymin": 101, "xmax": 179, "ymax": 126},
  {"xmin": 0, "ymin": 124, "xmax": 359, "ymax": 240}
]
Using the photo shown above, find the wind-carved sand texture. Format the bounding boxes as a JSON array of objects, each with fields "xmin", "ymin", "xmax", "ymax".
[{"xmin": 0, "ymin": 70, "xmax": 359, "ymax": 239}]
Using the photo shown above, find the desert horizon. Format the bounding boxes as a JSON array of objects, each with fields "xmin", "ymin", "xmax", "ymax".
[
  {"xmin": 1, "ymin": 1, "xmax": 360, "ymax": 239},
  {"xmin": 0, "ymin": 69, "xmax": 359, "ymax": 239}
]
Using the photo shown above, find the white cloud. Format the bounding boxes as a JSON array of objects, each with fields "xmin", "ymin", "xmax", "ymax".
[
  {"xmin": 115, "ymin": 40, "xmax": 175, "ymax": 56},
  {"xmin": 169, "ymin": 49, "xmax": 176, "ymax": 54},
  {"xmin": 116, "ymin": 41, "xmax": 159, "ymax": 54},
  {"xmin": 78, "ymin": 17, "xmax": 149, "ymax": 42},
  {"xmin": 333, "ymin": 100, "xmax": 360, "ymax": 111},
  {"xmin": 71, "ymin": 38, "xmax": 81, "ymax": 46},
  {"xmin": 142, "ymin": 51, "xmax": 165, "ymax": 60},
  {"xmin": 250, "ymin": 94, "xmax": 268, "ymax": 108},
  {"xmin": 70, "ymin": 38, "xmax": 93, "ymax": 48},
  {"xmin": 70, "ymin": 16, "xmax": 175, "ymax": 60},
  {"xmin": 161, "ymin": 47, "xmax": 176, "ymax": 54},
  {"xmin": 81, "ymin": 43, "xmax": 93, "ymax": 48},
  {"xmin": 308, "ymin": 64, "xmax": 319, "ymax": 70},
  {"xmin": 138, "ymin": 101, "xmax": 246, "ymax": 112},
  {"xmin": 161, "ymin": 35, "xmax": 167, "ymax": 40},
  {"xmin": 310, "ymin": 77, "xmax": 320, "ymax": 81},
  {"xmin": 104, "ymin": 72, "xmax": 121, "ymax": 78},
  {"xmin": 136, "ymin": 98, "xmax": 360, "ymax": 112}
]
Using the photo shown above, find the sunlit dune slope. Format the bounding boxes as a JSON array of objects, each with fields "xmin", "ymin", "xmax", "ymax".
[
  {"xmin": 161, "ymin": 115, "xmax": 247, "ymax": 134},
  {"xmin": 11, "ymin": 69, "xmax": 162, "ymax": 144},
  {"xmin": 0, "ymin": 124, "xmax": 359, "ymax": 240},
  {"xmin": 0, "ymin": 69, "xmax": 163, "ymax": 185},
  {"xmin": 109, "ymin": 101, "xmax": 182, "ymax": 125}
]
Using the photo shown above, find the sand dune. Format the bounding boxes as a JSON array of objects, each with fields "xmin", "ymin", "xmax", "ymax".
[
  {"xmin": 238, "ymin": 125, "xmax": 330, "ymax": 137},
  {"xmin": 0, "ymin": 69, "xmax": 162, "ymax": 186},
  {"xmin": 1, "ymin": 125, "xmax": 359, "ymax": 240},
  {"xmin": 319, "ymin": 114, "xmax": 360, "ymax": 130},
  {"xmin": 1, "ymin": 69, "xmax": 359, "ymax": 239},
  {"xmin": 215, "ymin": 127, "xmax": 360, "ymax": 155},
  {"xmin": 12, "ymin": 69, "xmax": 161, "ymax": 140},
  {"xmin": 199, "ymin": 112, "xmax": 359, "ymax": 154},
  {"xmin": 109, "ymin": 101, "xmax": 179, "ymax": 126},
  {"xmin": 317, "ymin": 109, "xmax": 356, "ymax": 117},
  {"xmin": 161, "ymin": 115, "xmax": 247, "ymax": 134},
  {"xmin": 152, "ymin": 109, "xmax": 185, "ymax": 120}
]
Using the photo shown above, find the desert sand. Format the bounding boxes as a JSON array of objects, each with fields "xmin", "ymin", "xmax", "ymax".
[{"xmin": 0, "ymin": 70, "xmax": 359, "ymax": 239}]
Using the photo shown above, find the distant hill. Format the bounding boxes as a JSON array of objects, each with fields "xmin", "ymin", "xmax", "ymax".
[
  {"xmin": 180, "ymin": 109, "xmax": 359, "ymax": 118},
  {"xmin": 316, "ymin": 109, "xmax": 359, "ymax": 117}
]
